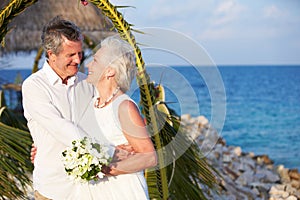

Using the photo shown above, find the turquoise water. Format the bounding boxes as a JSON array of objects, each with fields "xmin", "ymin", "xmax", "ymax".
[
  {"xmin": 218, "ymin": 66, "xmax": 300, "ymax": 170},
  {"xmin": 1, "ymin": 65, "xmax": 300, "ymax": 170},
  {"xmin": 129, "ymin": 65, "xmax": 300, "ymax": 171}
]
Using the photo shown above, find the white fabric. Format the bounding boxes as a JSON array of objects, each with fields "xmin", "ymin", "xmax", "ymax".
[
  {"xmin": 22, "ymin": 61, "xmax": 95, "ymax": 199},
  {"xmin": 84, "ymin": 94, "xmax": 150, "ymax": 200}
]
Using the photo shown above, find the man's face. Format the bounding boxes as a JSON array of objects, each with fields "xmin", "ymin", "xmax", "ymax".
[{"xmin": 48, "ymin": 38, "xmax": 83, "ymax": 80}]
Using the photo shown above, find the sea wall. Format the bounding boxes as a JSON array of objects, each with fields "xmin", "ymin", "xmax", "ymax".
[{"xmin": 181, "ymin": 114, "xmax": 300, "ymax": 200}]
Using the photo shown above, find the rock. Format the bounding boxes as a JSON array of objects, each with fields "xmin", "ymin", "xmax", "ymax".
[
  {"xmin": 217, "ymin": 137, "xmax": 226, "ymax": 146},
  {"xmin": 222, "ymin": 152, "xmax": 232, "ymax": 163},
  {"xmin": 256, "ymin": 169, "xmax": 280, "ymax": 183},
  {"xmin": 196, "ymin": 115, "xmax": 209, "ymax": 126},
  {"xmin": 223, "ymin": 166, "xmax": 240, "ymax": 180},
  {"xmin": 286, "ymin": 183, "xmax": 297, "ymax": 194},
  {"xmin": 286, "ymin": 196, "xmax": 298, "ymax": 200},
  {"xmin": 254, "ymin": 154, "xmax": 274, "ymax": 165},
  {"xmin": 291, "ymin": 179, "xmax": 300, "ymax": 189},
  {"xmin": 247, "ymin": 152, "xmax": 255, "ymax": 158},
  {"xmin": 269, "ymin": 185, "xmax": 285, "ymax": 195},
  {"xmin": 237, "ymin": 157, "xmax": 256, "ymax": 172},
  {"xmin": 232, "ymin": 146, "xmax": 242, "ymax": 157},
  {"xmin": 235, "ymin": 171, "xmax": 254, "ymax": 186},
  {"xmin": 274, "ymin": 184, "xmax": 286, "ymax": 191},
  {"xmin": 289, "ymin": 169, "xmax": 300, "ymax": 180},
  {"xmin": 181, "ymin": 113, "xmax": 191, "ymax": 121},
  {"xmin": 282, "ymin": 191, "xmax": 289, "ymax": 198},
  {"xmin": 277, "ymin": 165, "xmax": 291, "ymax": 183}
]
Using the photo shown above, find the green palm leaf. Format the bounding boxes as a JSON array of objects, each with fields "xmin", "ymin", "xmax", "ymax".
[
  {"xmin": 145, "ymin": 83, "xmax": 220, "ymax": 199},
  {"xmin": 0, "ymin": 0, "xmax": 38, "ymax": 47},
  {"xmin": 0, "ymin": 91, "xmax": 33, "ymax": 199}
]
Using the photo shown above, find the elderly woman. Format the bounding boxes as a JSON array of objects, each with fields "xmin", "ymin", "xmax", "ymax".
[{"xmin": 86, "ymin": 35, "xmax": 157, "ymax": 199}]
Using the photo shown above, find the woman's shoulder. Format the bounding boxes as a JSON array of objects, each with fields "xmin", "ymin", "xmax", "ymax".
[
  {"xmin": 116, "ymin": 94, "xmax": 136, "ymax": 104},
  {"xmin": 112, "ymin": 94, "xmax": 137, "ymax": 111},
  {"xmin": 117, "ymin": 94, "xmax": 140, "ymax": 113}
]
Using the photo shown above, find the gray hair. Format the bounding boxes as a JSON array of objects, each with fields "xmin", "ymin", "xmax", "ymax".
[
  {"xmin": 41, "ymin": 16, "xmax": 83, "ymax": 58},
  {"xmin": 101, "ymin": 35, "xmax": 136, "ymax": 92}
]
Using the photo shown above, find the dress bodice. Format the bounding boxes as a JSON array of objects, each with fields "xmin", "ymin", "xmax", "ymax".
[{"xmin": 93, "ymin": 94, "xmax": 133, "ymax": 146}]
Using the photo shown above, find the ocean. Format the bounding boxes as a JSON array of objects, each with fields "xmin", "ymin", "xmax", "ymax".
[{"xmin": 1, "ymin": 65, "xmax": 300, "ymax": 171}]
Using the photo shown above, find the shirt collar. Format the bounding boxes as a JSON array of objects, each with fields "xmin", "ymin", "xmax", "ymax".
[{"xmin": 43, "ymin": 61, "xmax": 77, "ymax": 86}]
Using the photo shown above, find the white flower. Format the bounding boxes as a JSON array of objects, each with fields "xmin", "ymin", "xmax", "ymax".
[
  {"xmin": 96, "ymin": 171, "xmax": 105, "ymax": 179},
  {"xmin": 61, "ymin": 137, "xmax": 112, "ymax": 182}
]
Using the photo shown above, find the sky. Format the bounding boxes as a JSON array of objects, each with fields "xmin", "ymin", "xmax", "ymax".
[
  {"xmin": 1, "ymin": 0, "xmax": 300, "ymax": 68},
  {"xmin": 109, "ymin": 0, "xmax": 300, "ymax": 66}
]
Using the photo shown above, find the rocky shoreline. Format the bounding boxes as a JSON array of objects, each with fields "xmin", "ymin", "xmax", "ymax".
[{"xmin": 181, "ymin": 114, "xmax": 300, "ymax": 200}]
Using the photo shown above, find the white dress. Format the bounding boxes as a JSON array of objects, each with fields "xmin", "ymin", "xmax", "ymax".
[{"xmin": 87, "ymin": 94, "xmax": 150, "ymax": 200}]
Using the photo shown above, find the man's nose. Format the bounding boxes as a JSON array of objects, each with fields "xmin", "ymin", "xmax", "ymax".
[{"xmin": 74, "ymin": 53, "xmax": 82, "ymax": 64}]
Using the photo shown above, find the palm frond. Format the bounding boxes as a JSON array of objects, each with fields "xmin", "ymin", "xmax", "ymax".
[
  {"xmin": 0, "ymin": 92, "xmax": 33, "ymax": 199},
  {"xmin": 0, "ymin": 90, "xmax": 6, "ymax": 107},
  {"xmin": 32, "ymin": 46, "xmax": 43, "ymax": 73},
  {"xmin": 114, "ymin": 5, "xmax": 136, "ymax": 9},
  {"xmin": 145, "ymin": 83, "xmax": 221, "ymax": 199},
  {"xmin": 130, "ymin": 28, "xmax": 146, "ymax": 35},
  {"xmin": 0, "ymin": 0, "xmax": 38, "ymax": 47},
  {"xmin": 0, "ymin": 121, "xmax": 33, "ymax": 199}
]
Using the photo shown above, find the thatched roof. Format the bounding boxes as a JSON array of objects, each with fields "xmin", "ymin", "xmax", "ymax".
[{"xmin": 1, "ymin": 0, "xmax": 116, "ymax": 53}]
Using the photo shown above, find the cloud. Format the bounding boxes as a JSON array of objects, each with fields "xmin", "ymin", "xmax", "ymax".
[
  {"xmin": 197, "ymin": 1, "xmax": 246, "ymax": 40},
  {"xmin": 263, "ymin": 5, "xmax": 286, "ymax": 19},
  {"xmin": 211, "ymin": 0, "xmax": 246, "ymax": 27},
  {"xmin": 199, "ymin": 27, "xmax": 234, "ymax": 40}
]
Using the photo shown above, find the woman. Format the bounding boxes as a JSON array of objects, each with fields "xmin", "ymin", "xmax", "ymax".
[{"xmin": 85, "ymin": 35, "xmax": 157, "ymax": 199}]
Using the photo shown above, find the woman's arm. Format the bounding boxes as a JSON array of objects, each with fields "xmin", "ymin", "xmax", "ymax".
[{"xmin": 106, "ymin": 100, "xmax": 157, "ymax": 175}]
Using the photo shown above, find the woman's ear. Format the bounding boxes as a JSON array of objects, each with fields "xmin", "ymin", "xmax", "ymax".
[{"xmin": 105, "ymin": 67, "xmax": 116, "ymax": 78}]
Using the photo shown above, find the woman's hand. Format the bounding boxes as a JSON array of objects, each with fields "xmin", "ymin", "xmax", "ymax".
[
  {"xmin": 30, "ymin": 144, "xmax": 37, "ymax": 164},
  {"xmin": 112, "ymin": 144, "xmax": 135, "ymax": 162}
]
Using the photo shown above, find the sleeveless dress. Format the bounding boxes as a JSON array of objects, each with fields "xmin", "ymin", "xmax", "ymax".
[{"xmin": 87, "ymin": 94, "xmax": 149, "ymax": 200}]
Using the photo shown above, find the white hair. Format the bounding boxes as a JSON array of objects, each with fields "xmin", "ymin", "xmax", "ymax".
[{"xmin": 101, "ymin": 35, "xmax": 136, "ymax": 92}]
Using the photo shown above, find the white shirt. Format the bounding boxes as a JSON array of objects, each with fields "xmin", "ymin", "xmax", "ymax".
[{"xmin": 22, "ymin": 61, "xmax": 95, "ymax": 199}]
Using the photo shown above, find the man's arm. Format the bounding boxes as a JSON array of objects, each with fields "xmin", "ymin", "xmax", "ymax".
[
  {"xmin": 30, "ymin": 143, "xmax": 134, "ymax": 164},
  {"xmin": 22, "ymin": 78, "xmax": 88, "ymax": 146}
]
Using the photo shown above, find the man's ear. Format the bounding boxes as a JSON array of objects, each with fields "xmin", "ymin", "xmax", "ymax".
[{"xmin": 48, "ymin": 50, "xmax": 55, "ymax": 61}]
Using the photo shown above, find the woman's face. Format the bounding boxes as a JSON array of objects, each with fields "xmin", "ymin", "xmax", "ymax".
[{"xmin": 86, "ymin": 47, "xmax": 109, "ymax": 86}]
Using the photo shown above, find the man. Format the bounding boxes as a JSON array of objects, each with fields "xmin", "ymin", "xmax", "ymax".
[{"xmin": 22, "ymin": 16, "xmax": 126, "ymax": 200}]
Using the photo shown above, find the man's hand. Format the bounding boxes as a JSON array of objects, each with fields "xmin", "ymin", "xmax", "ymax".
[
  {"xmin": 112, "ymin": 144, "xmax": 134, "ymax": 162},
  {"xmin": 30, "ymin": 144, "xmax": 37, "ymax": 164}
]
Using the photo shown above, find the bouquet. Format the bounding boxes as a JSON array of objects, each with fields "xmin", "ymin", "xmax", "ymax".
[{"xmin": 62, "ymin": 137, "xmax": 111, "ymax": 182}]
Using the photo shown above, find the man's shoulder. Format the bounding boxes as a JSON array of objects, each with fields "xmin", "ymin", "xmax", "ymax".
[{"xmin": 22, "ymin": 69, "xmax": 45, "ymax": 85}]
